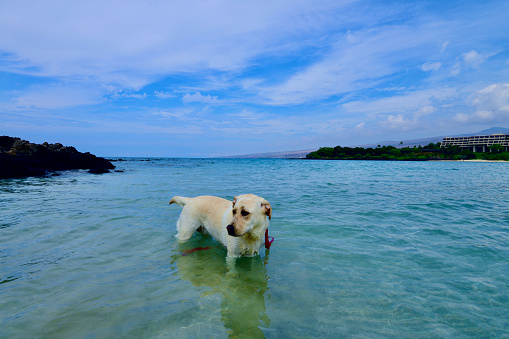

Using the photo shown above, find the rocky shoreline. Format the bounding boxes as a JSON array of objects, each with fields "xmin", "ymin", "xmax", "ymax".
[{"xmin": 0, "ymin": 136, "xmax": 115, "ymax": 179}]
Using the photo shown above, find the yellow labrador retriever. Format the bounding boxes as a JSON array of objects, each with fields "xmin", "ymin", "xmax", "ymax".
[{"xmin": 169, "ymin": 194, "xmax": 271, "ymax": 257}]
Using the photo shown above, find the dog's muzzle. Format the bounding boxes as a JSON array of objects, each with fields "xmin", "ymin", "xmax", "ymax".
[{"xmin": 226, "ymin": 225, "xmax": 236, "ymax": 236}]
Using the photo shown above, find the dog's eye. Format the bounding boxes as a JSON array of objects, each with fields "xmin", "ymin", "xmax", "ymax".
[
  {"xmin": 241, "ymin": 210, "xmax": 250, "ymax": 217},
  {"xmin": 232, "ymin": 209, "xmax": 237, "ymax": 215}
]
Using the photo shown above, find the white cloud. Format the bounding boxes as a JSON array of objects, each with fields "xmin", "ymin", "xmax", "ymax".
[
  {"xmin": 384, "ymin": 114, "xmax": 408, "ymax": 129},
  {"xmin": 154, "ymin": 91, "xmax": 176, "ymax": 99},
  {"xmin": 450, "ymin": 50, "xmax": 495, "ymax": 76},
  {"xmin": 182, "ymin": 92, "xmax": 220, "ymax": 104},
  {"xmin": 454, "ymin": 83, "xmax": 509, "ymax": 123},
  {"xmin": 111, "ymin": 92, "xmax": 147, "ymax": 99},
  {"xmin": 440, "ymin": 41, "xmax": 450, "ymax": 53},
  {"xmin": 462, "ymin": 50, "xmax": 493, "ymax": 69},
  {"xmin": 209, "ymin": 115, "xmax": 349, "ymax": 136},
  {"xmin": 476, "ymin": 110, "xmax": 495, "ymax": 120},
  {"xmin": 449, "ymin": 62, "xmax": 461, "ymax": 77},
  {"xmin": 472, "ymin": 83, "xmax": 509, "ymax": 110},
  {"xmin": 453, "ymin": 113, "xmax": 469, "ymax": 123},
  {"xmin": 13, "ymin": 84, "xmax": 104, "ymax": 109},
  {"xmin": 342, "ymin": 89, "xmax": 456, "ymax": 132},
  {"xmin": 92, "ymin": 120, "xmax": 203, "ymax": 135},
  {"xmin": 415, "ymin": 105, "xmax": 437, "ymax": 118},
  {"xmin": 234, "ymin": 109, "xmax": 260, "ymax": 121},
  {"xmin": 260, "ymin": 22, "xmax": 451, "ymax": 105},
  {"xmin": 421, "ymin": 62, "xmax": 441, "ymax": 72},
  {"xmin": 151, "ymin": 109, "xmax": 191, "ymax": 119},
  {"xmin": 378, "ymin": 107, "xmax": 436, "ymax": 131},
  {"xmin": 0, "ymin": 0, "xmax": 348, "ymax": 87},
  {"xmin": 343, "ymin": 88, "xmax": 454, "ymax": 116}
]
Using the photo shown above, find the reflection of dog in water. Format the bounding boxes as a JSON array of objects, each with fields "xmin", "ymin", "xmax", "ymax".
[
  {"xmin": 169, "ymin": 194, "xmax": 272, "ymax": 257},
  {"xmin": 171, "ymin": 239, "xmax": 271, "ymax": 337}
]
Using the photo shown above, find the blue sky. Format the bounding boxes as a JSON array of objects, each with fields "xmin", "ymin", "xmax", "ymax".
[{"xmin": 1, "ymin": 0, "xmax": 509, "ymax": 157}]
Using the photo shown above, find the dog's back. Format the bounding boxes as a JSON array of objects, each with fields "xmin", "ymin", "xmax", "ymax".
[{"xmin": 170, "ymin": 195, "xmax": 232, "ymax": 243}]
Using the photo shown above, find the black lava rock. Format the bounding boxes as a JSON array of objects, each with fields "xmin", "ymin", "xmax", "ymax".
[
  {"xmin": 88, "ymin": 167, "xmax": 110, "ymax": 174},
  {"xmin": 0, "ymin": 136, "xmax": 115, "ymax": 179}
]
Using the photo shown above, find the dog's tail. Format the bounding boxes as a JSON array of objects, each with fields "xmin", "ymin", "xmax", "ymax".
[{"xmin": 169, "ymin": 196, "xmax": 190, "ymax": 207}]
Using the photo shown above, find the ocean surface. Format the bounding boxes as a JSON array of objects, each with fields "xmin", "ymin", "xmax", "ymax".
[{"xmin": 1, "ymin": 158, "xmax": 508, "ymax": 338}]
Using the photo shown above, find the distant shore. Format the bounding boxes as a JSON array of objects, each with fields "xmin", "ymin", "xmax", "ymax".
[
  {"xmin": 306, "ymin": 144, "xmax": 509, "ymax": 162},
  {"xmin": 440, "ymin": 159, "xmax": 508, "ymax": 163}
]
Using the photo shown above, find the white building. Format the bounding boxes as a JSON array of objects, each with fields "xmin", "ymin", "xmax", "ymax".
[{"xmin": 441, "ymin": 134, "xmax": 509, "ymax": 152}]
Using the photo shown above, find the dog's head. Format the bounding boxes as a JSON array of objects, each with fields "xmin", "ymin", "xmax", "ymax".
[{"xmin": 226, "ymin": 194, "xmax": 271, "ymax": 237}]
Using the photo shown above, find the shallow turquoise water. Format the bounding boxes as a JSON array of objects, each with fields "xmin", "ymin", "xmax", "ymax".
[{"xmin": 1, "ymin": 159, "xmax": 508, "ymax": 337}]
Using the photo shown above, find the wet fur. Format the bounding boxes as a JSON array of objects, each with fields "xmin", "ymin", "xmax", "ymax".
[{"xmin": 169, "ymin": 194, "xmax": 271, "ymax": 258}]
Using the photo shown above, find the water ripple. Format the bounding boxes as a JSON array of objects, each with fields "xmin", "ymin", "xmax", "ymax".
[{"xmin": 1, "ymin": 159, "xmax": 508, "ymax": 337}]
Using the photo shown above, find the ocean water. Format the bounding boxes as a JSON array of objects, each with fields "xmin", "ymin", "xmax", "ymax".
[{"xmin": 1, "ymin": 159, "xmax": 508, "ymax": 338}]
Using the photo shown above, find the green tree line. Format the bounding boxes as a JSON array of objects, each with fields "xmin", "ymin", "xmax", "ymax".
[{"xmin": 306, "ymin": 143, "xmax": 509, "ymax": 161}]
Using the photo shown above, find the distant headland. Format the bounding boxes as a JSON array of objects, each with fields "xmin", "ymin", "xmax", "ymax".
[
  {"xmin": 306, "ymin": 142, "xmax": 509, "ymax": 161},
  {"xmin": 0, "ymin": 136, "xmax": 115, "ymax": 179},
  {"xmin": 307, "ymin": 130, "xmax": 509, "ymax": 161}
]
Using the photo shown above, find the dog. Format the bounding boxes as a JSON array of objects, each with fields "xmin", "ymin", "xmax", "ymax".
[{"xmin": 169, "ymin": 194, "xmax": 271, "ymax": 258}]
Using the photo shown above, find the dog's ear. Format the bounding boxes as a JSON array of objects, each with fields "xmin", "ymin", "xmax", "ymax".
[
  {"xmin": 232, "ymin": 196, "xmax": 238, "ymax": 207},
  {"xmin": 260, "ymin": 199, "xmax": 271, "ymax": 220}
]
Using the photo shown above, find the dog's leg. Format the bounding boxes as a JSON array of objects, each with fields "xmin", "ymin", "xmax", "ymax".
[
  {"xmin": 226, "ymin": 256, "xmax": 238, "ymax": 275},
  {"xmin": 175, "ymin": 214, "xmax": 200, "ymax": 242}
]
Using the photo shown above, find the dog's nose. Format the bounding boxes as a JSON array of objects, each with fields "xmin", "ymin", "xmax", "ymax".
[{"xmin": 226, "ymin": 225, "xmax": 235, "ymax": 236}]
